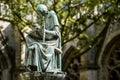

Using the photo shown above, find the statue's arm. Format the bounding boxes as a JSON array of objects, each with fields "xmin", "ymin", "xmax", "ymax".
[
  {"xmin": 45, "ymin": 26, "xmax": 60, "ymax": 36},
  {"xmin": 45, "ymin": 11, "xmax": 60, "ymax": 37}
]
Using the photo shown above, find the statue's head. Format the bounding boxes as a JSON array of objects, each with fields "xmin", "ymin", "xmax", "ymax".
[{"xmin": 37, "ymin": 4, "xmax": 48, "ymax": 17}]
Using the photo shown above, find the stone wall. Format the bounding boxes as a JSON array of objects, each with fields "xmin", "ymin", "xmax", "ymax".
[
  {"xmin": 98, "ymin": 17, "xmax": 120, "ymax": 80},
  {"xmin": 0, "ymin": 21, "xmax": 21, "ymax": 80}
]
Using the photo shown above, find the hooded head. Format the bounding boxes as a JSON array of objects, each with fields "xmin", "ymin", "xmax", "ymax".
[{"xmin": 37, "ymin": 4, "xmax": 48, "ymax": 17}]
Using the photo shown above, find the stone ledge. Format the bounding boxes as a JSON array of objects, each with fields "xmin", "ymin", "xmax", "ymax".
[{"xmin": 19, "ymin": 71, "xmax": 66, "ymax": 80}]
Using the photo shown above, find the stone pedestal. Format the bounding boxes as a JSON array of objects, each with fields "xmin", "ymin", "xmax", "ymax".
[{"xmin": 19, "ymin": 71, "xmax": 66, "ymax": 80}]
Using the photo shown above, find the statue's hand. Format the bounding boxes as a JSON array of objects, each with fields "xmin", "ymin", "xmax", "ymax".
[
  {"xmin": 55, "ymin": 48, "xmax": 62, "ymax": 54},
  {"xmin": 33, "ymin": 23, "xmax": 41, "ymax": 29},
  {"xmin": 21, "ymin": 26, "xmax": 32, "ymax": 33},
  {"xmin": 44, "ymin": 29, "xmax": 47, "ymax": 33}
]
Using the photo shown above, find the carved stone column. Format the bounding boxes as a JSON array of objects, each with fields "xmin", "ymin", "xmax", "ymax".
[{"xmin": 80, "ymin": 47, "xmax": 99, "ymax": 80}]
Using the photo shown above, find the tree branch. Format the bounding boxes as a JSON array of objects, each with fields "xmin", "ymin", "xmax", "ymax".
[
  {"xmin": 72, "ymin": 14, "xmax": 112, "ymax": 58},
  {"xmin": 61, "ymin": 0, "xmax": 71, "ymax": 36},
  {"xmin": 0, "ymin": 18, "xmax": 13, "ymax": 23},
  {"xmin": 62, "ymin": 13, "xmax": 103, "ymax": 45}
]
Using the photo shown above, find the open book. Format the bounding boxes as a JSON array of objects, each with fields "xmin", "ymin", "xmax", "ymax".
[{"xmin": 21, "ymin": 26, "xmax": 43, "ymax": 40}]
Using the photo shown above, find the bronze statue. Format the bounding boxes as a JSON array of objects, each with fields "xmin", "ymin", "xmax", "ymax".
[{"xmin": 23, "ymin": 4, "xmax": 62, "ymax": 73}]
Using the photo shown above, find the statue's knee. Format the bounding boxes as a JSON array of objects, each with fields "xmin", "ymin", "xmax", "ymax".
[{"xmin": 34, "ymin": 44, "xmax": 38, "ymax": 48}]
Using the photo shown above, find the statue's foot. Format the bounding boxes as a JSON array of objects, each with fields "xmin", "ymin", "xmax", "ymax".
[
  {"xmin": 46, "ymin": 69, "xmax": 62, "ymax": 74},
  {"xmin": 28, "ymin": 65, "xmax": 37, "ymax": 71}
]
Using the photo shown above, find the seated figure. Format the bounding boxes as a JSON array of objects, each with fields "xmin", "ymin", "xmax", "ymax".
[{"xmin": 23, "ymin": 4, "xmax": 62, "ymax": 72}]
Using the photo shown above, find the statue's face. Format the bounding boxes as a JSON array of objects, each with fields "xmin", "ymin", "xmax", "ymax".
[{"xmin": 38, "ymin": 10, "xmax": 45, "ymax": 17}]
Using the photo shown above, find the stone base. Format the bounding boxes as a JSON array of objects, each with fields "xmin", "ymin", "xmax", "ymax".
[{"xmin": 19, "ymin": 71, "xmax": 66, "ymax": 80}]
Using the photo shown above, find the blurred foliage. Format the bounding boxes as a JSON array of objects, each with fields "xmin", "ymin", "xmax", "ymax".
[{"xmin": 0, "ymin": 0, "xmax": 120, "ymax": 52}]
